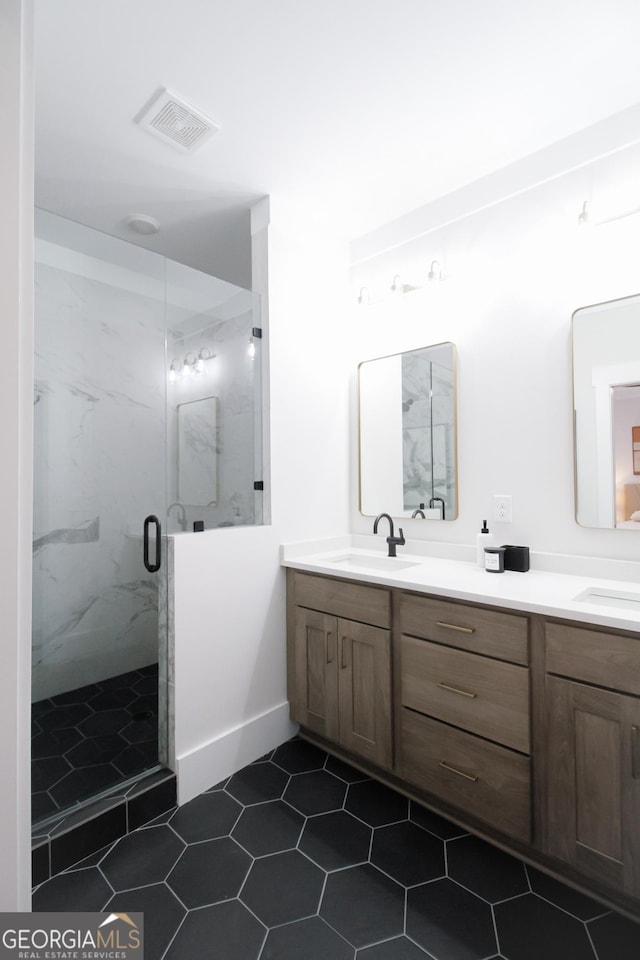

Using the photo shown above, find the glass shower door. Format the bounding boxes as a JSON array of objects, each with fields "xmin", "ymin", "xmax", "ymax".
[
  {"xmin": 164, "ymin": 260, "xmax": 263, "ymax": 533},
  {"xmin": 32, "ymin": 211, "xmax": 168, "ymax": 824}
]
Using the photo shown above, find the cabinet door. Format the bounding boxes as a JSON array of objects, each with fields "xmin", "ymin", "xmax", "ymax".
[
  {"xmin": 292, "ymin": 607, "xmax": 339, "ymax": 741},
  {"xmin": 337, "ymin": 618, "xmax": 392, "ymax": 769},
  {"xmin": 546, "ymin": 675, "xmax": 640, "ymax": 896}
]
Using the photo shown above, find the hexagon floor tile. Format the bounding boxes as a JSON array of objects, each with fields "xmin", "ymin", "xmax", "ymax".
[
  {"xmin": 32, "ymin": 663, "xmax": 159, "ymax": 821},
  {"xmin": 33, "ymin": 736, "xmax": 640, "ymax": 960}
]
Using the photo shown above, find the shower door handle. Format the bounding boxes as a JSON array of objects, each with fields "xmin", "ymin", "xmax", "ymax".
[{"xmin": 143, "ymin": 515, "xmax": 162, "ymax": 572}]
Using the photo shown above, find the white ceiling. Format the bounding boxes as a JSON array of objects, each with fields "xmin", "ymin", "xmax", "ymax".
[{"xmin": 34, "ymin": 0, "xmax": 640, "ymax": 281}]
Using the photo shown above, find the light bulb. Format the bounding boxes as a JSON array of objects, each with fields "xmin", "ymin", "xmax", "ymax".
[
  {"xmin": 168, "ymin": 362, "xmax": 177, "ymax": 383},
  {"xmin": 248, "ymin": 337, "xmax": 256, "ymax": 359},
  {"xmin": 195, "ymin": 356, "xmax": 205, "ymax": 374}
]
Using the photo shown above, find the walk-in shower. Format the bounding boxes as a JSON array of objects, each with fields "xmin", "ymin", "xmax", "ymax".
[{"xmin": 31, "ymin": 210, "xmax": 262, "ymax": 830}]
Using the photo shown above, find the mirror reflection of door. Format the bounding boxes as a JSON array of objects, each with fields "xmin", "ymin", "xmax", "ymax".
[
  {"xmin": 573, "ymin": 294, "xmax": 640, "ymax": 529},
  {"xmin": 612, "ymin": 387, "xmax": 640, "ymax": 525}
]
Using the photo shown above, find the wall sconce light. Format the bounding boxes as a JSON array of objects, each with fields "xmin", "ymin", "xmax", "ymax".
[
  {"xmin": 578, "ymin": 201, "xmax": 590, "ymax": 226},
  {"xmin": 357, "ymin": 286, "xmax": 371, "ymax": 306},
  {"xmin": 182, "ymin": 353, "xmax": 197, "ymax": 377},
  {"xmin": 391, "ymin": 275, "xmax": 418, "ymax": 295},
  {"xmin": 168, "ymin": 361, "xmax": 178, "ymax": 383},
  {"xmin": 195, "ymin": 347, "xmax": 214, "ymax": 373},
  {"xmin": 428, "ymin": 260, "xmax": 444, "ymax": 281},
  {"xmin": 576, "ymin": 197, "xmax": 640, "ymax": 228}
]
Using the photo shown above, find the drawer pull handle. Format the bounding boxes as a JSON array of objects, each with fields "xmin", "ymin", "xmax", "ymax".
[
  {"xmin": 437, "ymin": 681, "xmax": 477, "ymax": 699},
  {"xmin": 439, "ymin": 760, "xmax": 479, "ymax": 783},
  {"xmin": 436, "ymin": 621, "xmax": 475, "ymax": 634},
  {"xmin": 632, "ymin": 725, "xmax": 640, "ymax": 780}
]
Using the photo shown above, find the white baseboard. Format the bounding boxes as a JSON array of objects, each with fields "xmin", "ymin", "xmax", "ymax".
[{"xmin": 176, "ymin": 701, "xmax": 298, "ymax": 805}]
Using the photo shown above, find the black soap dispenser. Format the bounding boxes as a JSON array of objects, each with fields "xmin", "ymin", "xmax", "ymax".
[{"xmin": 476, "ymin": 520, "xmax": 494, "ymax": 567}]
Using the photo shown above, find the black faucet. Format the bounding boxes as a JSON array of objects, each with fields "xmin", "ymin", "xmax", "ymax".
[
  {"xmin": 429, "ymin": 496, "xmax": 445, "ymax": 519},
  {"xmin": 373, "ymin": 512, "xmax": 406, "ymax": 557},
  {"xmin": 411, "ymin": 508, "xmax": 426, "ymax": 519}
]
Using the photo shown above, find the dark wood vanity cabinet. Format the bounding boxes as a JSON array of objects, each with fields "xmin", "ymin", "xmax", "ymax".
[
  {"xmin": 286, "ymin": 568, "xmax": 640, "ymax": 914},
  {"xmin": 288, "ymin": 572, "xmax": 392, "ymax": 769},
  {"xmin": 398, "ymin": 594, "xmax": 531, "ymax": 843},
  {"xmin": 544, "ymin": 622, "xmax": 640, "ymax": 897}
]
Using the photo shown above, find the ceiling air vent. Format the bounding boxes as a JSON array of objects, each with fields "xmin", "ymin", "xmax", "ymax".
[{"xmin": 136, "ymin": 88, "xmax": 219, "ymax": 152}]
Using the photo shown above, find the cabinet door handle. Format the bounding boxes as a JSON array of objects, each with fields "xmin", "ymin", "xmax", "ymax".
[
  {"xmin": 437, "ymin": 681, "xmax": 477, "ymax": 699},
  {"xmin": 340, "ymin": 635, "xmax": 349, "ymax": 669},
  {"xmin": 436, "ymin": 621, "xmax": 475, "ymax": 634},
  {"xmin": 326, "ymin": 632, "xmax": 336, "ymax": 664},
  {"xmin": 439, "ymin": 760, "xmax": 479, "ymax": 783},
  {"xmin": 632, "ymin": 725, "xmax": 640, "ymax": 780}
]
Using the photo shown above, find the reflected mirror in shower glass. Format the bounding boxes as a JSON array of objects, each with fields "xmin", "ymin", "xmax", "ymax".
[
  {"xmin": 359, "ymin": 342, "xmax": 458, "ymax": 519},
  {"xmin": 178, "ymin": 396, "xmax": 218, "ymax": 505}
]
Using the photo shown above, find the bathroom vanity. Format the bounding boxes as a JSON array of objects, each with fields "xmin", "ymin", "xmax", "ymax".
[{"xmin": 283, "ymin": 541, "xmax": 640, "ymax": 918}]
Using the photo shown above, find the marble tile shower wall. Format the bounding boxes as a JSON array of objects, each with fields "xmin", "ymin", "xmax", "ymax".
[
  {"xmin": 402, "ymin": 354, "xmax": 455, "ymax": 515},
  {"xmin": 167, "ymin": 311, "xmax": 257, "ymax": 532},
  {"xmin": 33, "ymin": 261, "xmax": 166, "ymax": 701}
]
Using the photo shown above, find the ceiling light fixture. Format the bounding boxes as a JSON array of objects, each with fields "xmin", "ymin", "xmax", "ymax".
[{"xmin": 126, "ymin": 214, "xmax": 160, "ymax": 236}]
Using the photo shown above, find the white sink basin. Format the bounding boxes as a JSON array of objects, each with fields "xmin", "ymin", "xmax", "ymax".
[
  {"xmin": 323, "ymin": 553, "xmax": 421, "ymax": 572},
  {"xmin": 574, "ymin": 587, "xmax": 640, "ymax": 610}
]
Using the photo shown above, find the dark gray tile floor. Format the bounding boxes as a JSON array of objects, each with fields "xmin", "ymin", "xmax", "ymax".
[
  {"xmin": 32, "ymin": 737, "xmax": 640, "ymax": 960},
  {"xmin": 32, "ymin": 664, "xmax": 159, "ymax": 824}
]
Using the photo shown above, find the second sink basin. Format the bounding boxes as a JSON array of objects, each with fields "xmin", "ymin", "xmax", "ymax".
[
  {"xmin": 324, "ymin": 553, "xmax": 421, "ymax": 572},
  {"xmin": 574, "ymin": 587, "xmax": 640, "ymax": 610}
]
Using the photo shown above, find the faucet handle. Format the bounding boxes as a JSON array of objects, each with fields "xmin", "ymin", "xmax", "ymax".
[{"xmin": 397, "ymin": 527, "xmax": 405, "ymax": 544}]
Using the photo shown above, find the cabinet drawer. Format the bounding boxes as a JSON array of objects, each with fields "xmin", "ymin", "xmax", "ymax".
[
  {"xmin": 400, "ymin": 594, "xmax": 528, "ymax": 664},
  {"xmin": 294, "ymin": 572, "xmax": 391, "ymax": 628},
  {"xmin": 401, "ymin": 635, "xmax": 530, "ymax": 753},
  {"xmin": 402, "ymin": 708, "xmax": 531, "ymax": 843},
  {"xmin": 546, "ymin": 622, "xmax": 640, "ymax": 696}
]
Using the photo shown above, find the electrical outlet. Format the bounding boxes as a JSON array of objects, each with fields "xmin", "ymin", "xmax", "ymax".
[{"xmin": 493, "ymin": 494, "xmax": 512, "ymax": 523}]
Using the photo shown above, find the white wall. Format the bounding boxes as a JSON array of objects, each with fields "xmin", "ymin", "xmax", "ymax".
[
  {"xmin": 172, "ymin": 199, "xmax": 352, "ymax": 802},
  {"xmin": 0, "ymin": 0, "xmax": 33, "ymax": 909},
  {"xmin": 350, "ymin": 129, "xmax": 640, "ymax": 563}
]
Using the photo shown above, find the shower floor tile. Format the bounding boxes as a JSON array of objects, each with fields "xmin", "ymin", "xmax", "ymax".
[
  {"xmin": 32, "ymin": 664, "xmax": 159, "ymax": 825},
  {"xmin": 32, "ymin": 736, "xmax": 640, "ymax": 960}
]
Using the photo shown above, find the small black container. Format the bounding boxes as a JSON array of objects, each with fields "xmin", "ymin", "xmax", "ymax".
[{"xmin": 501, "ymin": 545, "xmax": 530, "ymax": 572}]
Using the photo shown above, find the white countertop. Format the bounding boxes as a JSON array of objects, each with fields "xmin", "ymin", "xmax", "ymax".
[{"xmin": 281, "ymin": 535, "xmax": 640, "ymax": 633}]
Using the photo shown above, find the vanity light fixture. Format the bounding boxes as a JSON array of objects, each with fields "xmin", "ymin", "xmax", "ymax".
[
  {"xmin": 391, "ymin": 274, "xmax": 418, "ymax": 295},
  {"xmin": 182, "ymin": 352, "xmax": 197, "ymax": 377},
  {"xmin": 428, "ymin": 260, "xmax": 444, "ymax": 281},
  {"xmin": 578, "ymin": 200, "xmax": 590, "ymax": 226},
  {"xmin": 195, "ymin": 346, "xmax": 214, "ymax": 373},
  {"xmin": 357, "ymin": 286, "xmax": 371, "ymax": 306},
  {"xmin": 576, "ymin": 197, "xmax": 640, "ymax": 228},
  {"xmin": 168, "ymin": 348, "xmax": 216, "ymax": 382}
]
